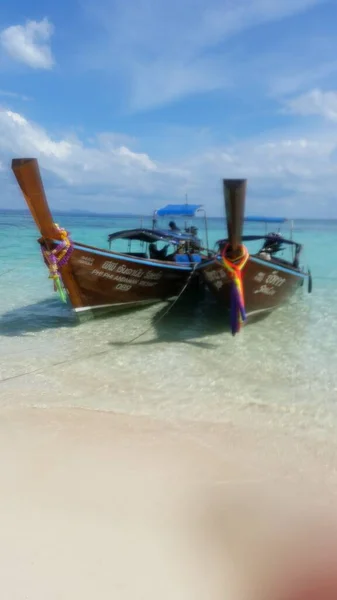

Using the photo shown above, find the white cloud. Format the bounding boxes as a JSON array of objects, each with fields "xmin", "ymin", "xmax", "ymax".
[
  {"xmin": 268, "ymin": 61, "xmax": 337, "ymax": 98},
  {"xmin": 0, "ymin": 89, "xmax": 31, "ymax": 101},
  {"xmin": 190, "ymin": 134, "xmax": 337, "ymax": 200},
  {"xmin": 1, "ymin": 106, "xmax": 337, "ymax": 216},
  {"xmin": 81, "ymin": 0, "xmax": 325, "ymax": 110},
  {"xmin": 170, "ymin": 126, "xmax": 337, "ymax": 217},
  {"xmin": 0, "ymin": 108, "xmax": 189, "ymax": 211},
  {"xmin": 129, "ymin": 58, "xmax": 227, "ymax": 111},
  {"xmin": 286, "ymin": 89, "xmax": 337, "ymax": 122},
  {"xmin": 0, "ymin": 18, "xmax": 54, "ymax": 69}
]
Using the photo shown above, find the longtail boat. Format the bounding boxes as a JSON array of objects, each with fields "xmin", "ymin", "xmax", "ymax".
[
  {"xmin": 11, "ymin": 158, "xmax": 310, "ymax": 334},
  {"xmin": 11, "ymin": 158, "xmax": 209, "ymax": 320},
  {"xmin": 199, "ymin": 179, "xmax": 312, "ymax": 334}
]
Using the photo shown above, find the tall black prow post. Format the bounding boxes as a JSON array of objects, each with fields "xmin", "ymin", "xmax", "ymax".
[
  {"xmin": 222, "ymin": 179, "xmax": 248, "ymax": 335},
  {"xmin": 223, "ymin": 178, "xmax": 247, "ymax": 257}
]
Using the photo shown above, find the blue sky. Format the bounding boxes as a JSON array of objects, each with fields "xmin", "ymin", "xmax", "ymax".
[{"xmin": 0, "ymin": 0, "xmax": 337, "ymax": 216}]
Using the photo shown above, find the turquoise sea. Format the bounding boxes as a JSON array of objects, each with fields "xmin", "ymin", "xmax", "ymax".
[{"xmin": 1, "ymin": 211, "xmax": 337, "ymax": 443}]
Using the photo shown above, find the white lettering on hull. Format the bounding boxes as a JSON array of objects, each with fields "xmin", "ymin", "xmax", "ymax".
[
  {"xmin": 266, "ymin": 271, "xmax": 286, "ymax": 287},
  {"xmin": 253, "ymin": 270, "xmax": 286, "ymax": 296},
  {"xmin": 102, "ymin": 260, "xmax": 117, "ymax": 272},
  {"xmin": 254, "ymin": 272, "xmax": 265, "ymax": 283},
  {"xmin": 91, "ymin": 262, "xmax": 164, "ymax": 292},
  {"xmin": 144, "ymin": 271, "xmax": 162, "ymax": 281},
  {"xmin": 78, "ymin": 255, "xmax": 95, "ymax": 266},
  {"xmin": 253, "ymin": 284, "xmax": 276, "ymax": 296},
  {"xmin": 139, "ymin": 280, "xmax": 158, "ymax": 287},
  {"xmin": 204, "ymin": 268, "xmax": 227, "ymax": 288},
  {"xmin": 116, "ymin": 265, "xmax": 144, "ymax": 278}
]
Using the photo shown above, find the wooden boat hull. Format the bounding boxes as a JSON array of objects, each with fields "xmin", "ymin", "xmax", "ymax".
[
  {"xmin": 50, "ymin": 241, "xmax": 200, "ymax": 319},
  {"xmin": 10, "ymin": 158, "xmax": 310, "ymax": 331},
  {"xmin": 199, "ymin": 255, "xmax": 306, "ymax": 320}
]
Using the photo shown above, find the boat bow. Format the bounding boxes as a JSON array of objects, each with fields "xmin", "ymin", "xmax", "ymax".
[{"xmin": 221, "ymin": 179, "xmax": 249, "ymax": 335}]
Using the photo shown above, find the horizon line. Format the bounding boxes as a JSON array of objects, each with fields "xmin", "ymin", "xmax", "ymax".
[{"xmin": 0, "ymin": 208, "xmax": 335, "ymax": 221}]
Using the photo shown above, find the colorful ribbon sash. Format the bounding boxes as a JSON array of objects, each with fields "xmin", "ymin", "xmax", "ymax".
[
  {"xmin": 221, "ymin": 243, "xmax": 249, "ymax": 335},
  {"xmin": 40, "ymin": 224, "xmax": 74, "ymax": 303}
]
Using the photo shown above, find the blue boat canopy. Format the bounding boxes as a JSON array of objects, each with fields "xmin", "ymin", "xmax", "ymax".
[
  {"xmin": 244, "ymin": 216, "xmax": 288, "ymax": 224},
  {"xmin": 155, "ymin": 203, "xmax": 203, "ymax": 217}
]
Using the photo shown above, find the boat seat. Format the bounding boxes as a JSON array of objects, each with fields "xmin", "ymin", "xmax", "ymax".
[
  {"xmin": 174, "ymin": 253, "xmax": 202, "ymax": 263},
  {"xmin": 174, "ymin": 254, "xmax": 190, "ymax": 263}
]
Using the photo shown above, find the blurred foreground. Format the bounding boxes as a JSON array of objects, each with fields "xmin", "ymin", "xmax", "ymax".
[{"xmin": 0, "ymin": 407, "xmax": 336, "ymax": 600}]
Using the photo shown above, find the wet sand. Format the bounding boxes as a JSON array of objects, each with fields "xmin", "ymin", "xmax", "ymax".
[{"xmin": 1, "ymin": 406, "xmax": 337, "ymax": 599}]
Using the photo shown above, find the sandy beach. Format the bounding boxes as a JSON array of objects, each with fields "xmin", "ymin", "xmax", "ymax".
[{"xmin": 1, "ymin": 406, "xmax": 337, "ymax": 600}]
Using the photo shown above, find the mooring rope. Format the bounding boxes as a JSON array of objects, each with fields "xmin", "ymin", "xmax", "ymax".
[
  {"xmin": 126, "ymin": 261, "xmax": 199, "ymax": 344},
  {"xmin": 0, "ymin": 349, "xmax": 110, "ymax": 384},
  {"xmin": 0, "ymin": 220, "xmax": 44, "ymax": 278},
  {"xmin": 0, "ymin": 256, "xmax": 35, "ymax": 278},
  {"xmin": 0, "ymin": 262, "xmax": 199, "ymax": 385}
]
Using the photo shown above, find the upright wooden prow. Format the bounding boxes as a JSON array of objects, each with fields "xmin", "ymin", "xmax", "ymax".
[
  {"xmin": 222, "ymin": 178, "xmax": 247, "ymax": 256},
  {"xmin": 11, "ymin": 158, "xmax": 61, "ymax": 240},
  {"xmin": 11, "ymin": 157, "xmax": 85, "ymax": 310}
]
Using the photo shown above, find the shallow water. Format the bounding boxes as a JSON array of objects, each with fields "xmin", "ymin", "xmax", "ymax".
[
  {"xmin": 1, "ymin": 211, "xmax": 337, "ymax": 441},
  {"xmin": 1, "ymin": 211, "xmax": 337, "ymax": 600}
]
